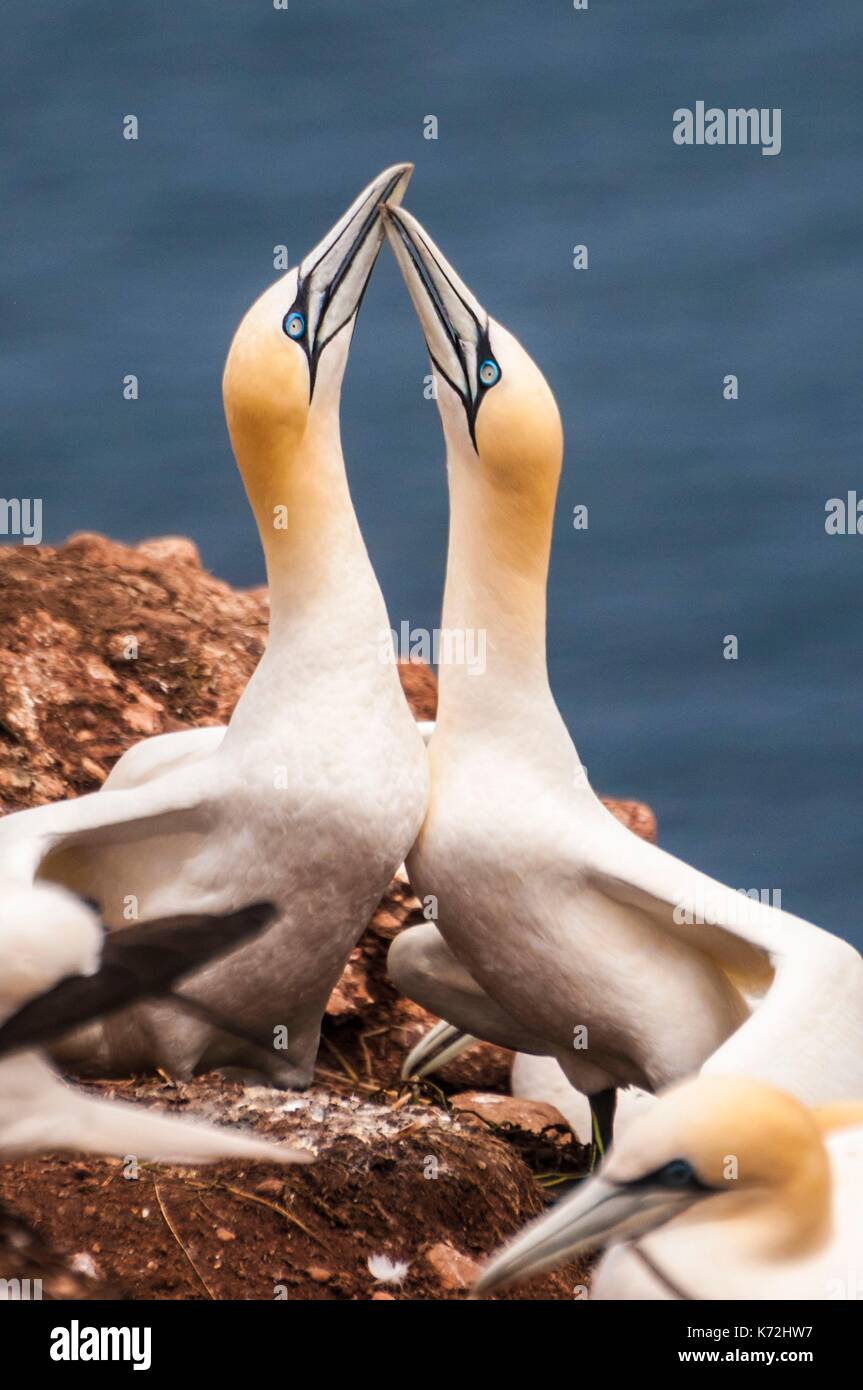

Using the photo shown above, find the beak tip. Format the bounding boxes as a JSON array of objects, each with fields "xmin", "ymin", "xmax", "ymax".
[{"xmin": 386, "ymin": 162, "xmax": 414, "ymax": 207}]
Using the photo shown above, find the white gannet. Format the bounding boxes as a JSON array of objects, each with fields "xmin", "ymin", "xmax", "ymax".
[
  {"xmin": 391, "ymin": 931, "xmax": 656, "ymax": 1146},
  {"xmin": 380, "ymin": 202, "xmax": 863, "ymax": 1150},
  {"xmin": 0, "ymin": 165, "xmax": 429, "ymax": 1086},
  {"xmin": 0, "ymin": 885, "xmax": 308, "ymax": 1162},
  {"xmin": 474, "ymin": 1075, "xmax": 863, "ymax": 1300}
]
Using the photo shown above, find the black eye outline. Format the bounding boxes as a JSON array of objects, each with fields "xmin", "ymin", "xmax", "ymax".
[
  {"xmin": 426, "ymin": 327, "xmax": 500, "ymax": 450},
  {"xmin": 280, "ymin": 275, "xmax": 358, "ymax": 399},
  {"xmin": 283, "ymin": 310, "xmax": 305, "ymax": 340},
  {"xmin": 621, "ymin": 1156, "xmax": 713, "ymax": 1195}
]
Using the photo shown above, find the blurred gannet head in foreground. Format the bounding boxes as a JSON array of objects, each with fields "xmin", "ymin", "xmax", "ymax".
[{"xmin": 474, "ymin": 1075, "xmax": 843, "ymax": 1297}]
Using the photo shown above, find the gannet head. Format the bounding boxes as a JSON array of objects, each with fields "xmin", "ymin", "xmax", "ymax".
[
  {"xmin": 222, "ymin": 164, "xmax": 413, "ymax": 545},
  {"xmin": 0, "ymin": 885, "xmax": 102, "ymax": 1021},
  {"xmin": 382, "ymin": 204, "xmax": 563, "ymax": 533},
  {"xmin": 473, "ymin": 1075, "xmax": 831, "ymax": 1296}
]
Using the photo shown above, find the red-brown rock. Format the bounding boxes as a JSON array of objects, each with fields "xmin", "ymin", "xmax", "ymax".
[
  {"xmin": 425, "ymin": 1242, "xmax": 483, "ymax": 1290},
  {"xmin": 449, "ymin": 1092, "xmax": 570, "ymax": 1135}
]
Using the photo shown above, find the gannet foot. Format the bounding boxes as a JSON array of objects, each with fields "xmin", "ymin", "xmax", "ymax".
[
  {"xmin": 401, "ymin": 1019, "xmax": 478, "ymax": 1080},
  {"xmin": 211, "ymin": 1060, "xmax": 314, "ymax": 1091},
  {"xmin": 265, "ymin": 1060, "xmax": 315, "ymax": 1091},
  {"xmin": 212, "ymin": 1065, "xmax": 281, "ymax": 1088}
]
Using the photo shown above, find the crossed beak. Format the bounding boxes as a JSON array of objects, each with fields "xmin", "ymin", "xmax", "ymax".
[
  {"xmin": 381, "ymin": 203, "xmax": 496, "ymax": 446},
  {"xmin": 293, "ymin": 163, "xmax": 413, "ymax": 392}
]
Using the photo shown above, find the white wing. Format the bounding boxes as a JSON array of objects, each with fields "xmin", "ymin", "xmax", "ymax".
[
  {"xmin": 590, "ymin": 818, "xmax": 863, "ymax": 1104},
  {"xmin": 0, "ymin": 768, "xmax": 209, "ymax": 888},
  {"xmin": 389, "ymin": 922, "xmax": 546, "ymax": 1054},
  {"xmin": 0, "ymin": 1053, "xmax": 309, "ymax": 1164},
  {"xmin": 103, "ymin": 725, "xmax": 226, "ymax": 791}
]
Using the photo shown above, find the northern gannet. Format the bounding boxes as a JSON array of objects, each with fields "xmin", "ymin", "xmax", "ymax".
[
  {"xmin": 0, "ymin": 885, "xmax": 308, "ymax": 1162},
  {"xmin": 0, "ymin": 166, "xmax": 429, "ymax": 1086},
  {"xmin": 474, "ymin": 1076, "xmax": 863, "ymax": 1300},
  {"xmin": 391, "ymin": 936, "xmax": 656, "ymax": 1147},
  {"xmin": 381, "ymin": 202, "xmax": 863, "ymax": 1150}
]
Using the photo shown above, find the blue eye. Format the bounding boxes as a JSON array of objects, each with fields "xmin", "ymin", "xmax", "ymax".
[
  {"xmin": 284, "ymin": 311, "xmax": 305, "ymax": 340},
  {"xmin": 479, "ymin": 358, "xmax": 501, "ymax": 387}
]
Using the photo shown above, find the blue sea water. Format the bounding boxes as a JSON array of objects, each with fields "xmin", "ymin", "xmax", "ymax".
[{"xmin": 1, "ymin": 1, "xmax": 861, "ymax": 942}]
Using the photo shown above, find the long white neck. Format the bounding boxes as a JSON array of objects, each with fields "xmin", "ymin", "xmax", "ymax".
[
  {"xmin": 435, "ymin": 445, "xmax": 571, "ymax": 759},
  {"xmin": 227, "ymin": 408, "xmax": 396, "ymax": 735}
]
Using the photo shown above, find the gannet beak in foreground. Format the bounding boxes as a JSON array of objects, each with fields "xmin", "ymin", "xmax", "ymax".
[
  {"xmin": 474, "ymin": 1088, "xmax": 712, "ymax": 1297},
  {"xmin": 0, "ymin": 164, "xmax": 429, "ymax": 1086},
  {"xmin": 0, "ymin": 886, "xmax": 310, "ymax": 1162},
  {"xmin": 475, "ymin": 1075, "xmax": 853, "ymax": 1299},
  {"xmin": 380, "ymin": 200, "xmax": 863, "ymax": 1155}
]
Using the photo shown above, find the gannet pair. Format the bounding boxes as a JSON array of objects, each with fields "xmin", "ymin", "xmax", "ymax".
[
  {"xmin": 475, "ymin": 1075, "xmax": 863, "ymax": 1300},
  {"xmin": 0, "ymin": 166, "xmax": 428, "ymax": 1085},
  {"xmin": 380, "ymin": 204, "xmax": 863, "ymax": 1150},
  {"xmin": 0, "ymin": 885, "xmax": 307, "ymax": 1162}
]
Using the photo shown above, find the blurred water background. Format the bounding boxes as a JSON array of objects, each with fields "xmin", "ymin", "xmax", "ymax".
[{"xmin": 1, "ymin": 1, "xmax": 861, "ymax": 941}]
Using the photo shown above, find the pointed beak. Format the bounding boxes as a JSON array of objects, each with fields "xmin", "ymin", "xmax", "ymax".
[
  {"xmin": 296, "ymin": 163, "xmax": 413, "ymax": 383},
  {"xmin": 473, "ymin": 1176, "xmax": 691, "ymax": 1297},
  {"xmin": 381, "ymin": 203, "xmax": 492, "ymax": 444}
]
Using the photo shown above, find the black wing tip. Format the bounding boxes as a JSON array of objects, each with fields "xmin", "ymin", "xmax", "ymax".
[{"xmin": 227, "ymin": 901, "xmax": 278, "ymax": 932}]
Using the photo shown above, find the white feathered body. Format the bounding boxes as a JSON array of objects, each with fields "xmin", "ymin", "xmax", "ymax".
[
  {"xmin": 35, "ymin": 617, "xmax": 428, "ymax": 1079},
  {"xmin": 408, "ymin": 717, "xmax": 744, "ymax": 1097}
]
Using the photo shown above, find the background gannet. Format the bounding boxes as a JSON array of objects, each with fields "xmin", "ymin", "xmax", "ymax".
[
  {"xmin": 381, "ymin": 202, "xmax": 863, "ymax": 1150},
  {"xmin": 474, "ymin": 1076, "xmax": 863, "ymax": 1300},
  {"xmin": 391, "ymin": 935, "xmax": 655, "ymax": 1145},
  {"xmin": 0, "ymin": 885, "xmax": 308, "ymax": 1163},
  {"xmin": 0, "ymin": 166, "xmax": 429, "ymax": 1087}
]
